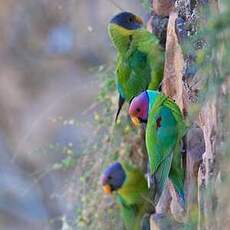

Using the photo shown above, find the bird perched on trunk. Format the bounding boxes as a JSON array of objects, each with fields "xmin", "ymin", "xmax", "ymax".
[
  {"xmin": 128, "ymin": 90, "xmax": 187, "ymax": 206},
  {"xmin": 101, "ymin": 161, "xmax": 153, "ymax": 230},
  {"xmin": 108, "ymin": 12, "xmax": 164, "ymax": 121}
]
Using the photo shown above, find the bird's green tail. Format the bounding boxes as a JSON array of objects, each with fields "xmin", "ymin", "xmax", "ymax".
[
  {"xmin": 153, "ymin": 153, "xmax": 173, "ymax": 203},
  {"xmin": 169, "ymin": 144, "xmax": 185, "ymax": 207}
]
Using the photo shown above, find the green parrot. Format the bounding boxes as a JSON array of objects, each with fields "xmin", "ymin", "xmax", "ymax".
[
  {"xmin": 108, "ymin": 12, "xmax": 164, "ymax": 121},
  {"xmin": 128, "ymin": 90, "xmax": 187, "ymax": 206},
  {"xmin": 101, "ymin": 161, "xmax": 153, "ymax": 230}
]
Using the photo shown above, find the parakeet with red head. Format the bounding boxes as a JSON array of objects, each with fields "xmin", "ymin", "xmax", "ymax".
[
  {"xmin": 101, "ymin": 161, "xmax": 153, "ymax": 230},
  {"xmin": 128, "ymin": 90, "xmax": 187, "ymax": 206},
  {"xmin": 108, "ymin": 12, "xmax": 164, "ymax": 121}
]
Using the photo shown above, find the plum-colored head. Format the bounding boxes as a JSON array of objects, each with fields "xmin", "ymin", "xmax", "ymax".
[
  {"xmin": 101, "ymin": 162, "xmax": 126, "ymax": 194},
  {"xmin": 128, "ymin": 91, "xmax": 149, "ymax": 126}
]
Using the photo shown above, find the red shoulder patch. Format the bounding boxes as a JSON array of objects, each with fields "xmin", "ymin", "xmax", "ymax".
[{"xmin": 156, "ymin": 116, "xmax": 162, "ymax": 129}]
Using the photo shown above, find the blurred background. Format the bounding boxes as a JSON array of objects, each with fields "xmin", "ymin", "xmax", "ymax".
[{"xmin": 0, "ymin": 0, "xmax": 146, "ymax": 229}]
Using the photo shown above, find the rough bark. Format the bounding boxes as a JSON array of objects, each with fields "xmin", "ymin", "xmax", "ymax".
[
  {"xmin": 197, "ymin": 102, "xmax": 218, "ymax": 229},
  {"xmin": 162, "ymin": 11, "xmax": 185, "ymax": 109},
  {"xmin": 186, "ymin": 124, "xmax": 205, "ymax": 228},
  {"xmin": 152, "ymin": 0, "xmax": 175, "ymax": 16}
]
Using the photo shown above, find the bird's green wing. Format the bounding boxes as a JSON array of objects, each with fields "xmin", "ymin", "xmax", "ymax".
[
  {"xmin": 116, "ymin": 47, "xmax": 151, "ymax": 101},
  {"xmin": 146, "ymin": 96, "xmax": 179, "ymax": 195},
  {"xmin": 169, "ymin": 141, "xmax": 185, "ymax": 204},
  {"xmin": 112, "ymin": 27, "xmax": 164, "ymax": 101},
  {"xmin": 164, "ymin": 98, "xmax": 188, "ymax": 138},
  {"xmin": 146, "ymin": 95, "xmax": 186, "ymax": 202},
  {"xmin": 163, "ymin": 98, "xmax": 186, "ymax": 202},
  {"xmin": 154, "ymin": 154, "xmax": 173, "ymax": 199},
  {"xmin": 134, "ymin": 29, "xmax": 164, "ymax": 89}
]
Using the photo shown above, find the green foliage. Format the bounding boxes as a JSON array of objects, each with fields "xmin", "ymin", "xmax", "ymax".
[{"xmin": 139, "ymin": 0, "xmax": 152, "ymax": 12}]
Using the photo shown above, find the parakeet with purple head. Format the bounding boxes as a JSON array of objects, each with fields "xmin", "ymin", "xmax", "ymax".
[
  {"xmin": 101, "ymin": 161, "xmax": 153, "ymax": 230},
  {"xmin": 128, "ymin": 90, "xmax": 187, "ymax": 206}
]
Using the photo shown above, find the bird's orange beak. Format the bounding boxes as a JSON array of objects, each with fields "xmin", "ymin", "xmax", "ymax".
[
  {"xmin": 103, "ymin": 184, "xmax": 112, "ymax": 194},
  {"xmin": 130, "ymin": 116, "xmax": 141, "ymax": 127},
  {"xmin": 135, "ymin": 16, "xmax": 144, "ymax": 25}
]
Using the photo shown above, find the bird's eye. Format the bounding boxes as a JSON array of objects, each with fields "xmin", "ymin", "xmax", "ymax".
[
  {"xmin": 136, "ymin": 108, "xmax": 141, "ymax": 113},
  {"xmin": 108, "ymin": 176, "xmax": 112, "ymax": 180},
  {"xmin": 128, "ymin": 17, "xmax": 133, "ymax": 23}
]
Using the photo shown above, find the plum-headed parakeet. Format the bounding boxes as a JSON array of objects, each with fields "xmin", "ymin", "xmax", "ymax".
[
  {"xmin": 128, "ymin": 90, "xmax": 187, "ymax": 206},
  {"xmin": 108, "ymin": 12, "xmax": 164, "ymax": 121},
  {"xmin": 101, "ymin": 161, "xmax": 153, "ymax": 230}
]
